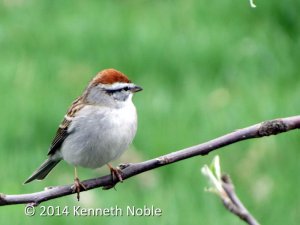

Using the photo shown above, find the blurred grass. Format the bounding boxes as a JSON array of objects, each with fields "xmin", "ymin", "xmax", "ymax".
[{"xmin": 0, "ymin": 0, "xmax": 300, "ymax": 224}]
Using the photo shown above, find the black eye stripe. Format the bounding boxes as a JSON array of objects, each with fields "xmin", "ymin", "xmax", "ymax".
[{"xmin": 104, "ymin": 86, "xmax": 130, "ymax": 94}]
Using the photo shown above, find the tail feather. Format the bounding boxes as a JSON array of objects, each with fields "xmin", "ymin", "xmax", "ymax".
[{"xmin": 24, "ymin": 158, "xmax": 61, "ymax": 184}]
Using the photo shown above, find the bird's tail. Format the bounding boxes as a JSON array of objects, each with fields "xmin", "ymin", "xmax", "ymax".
[{"xmin": 24, "ymin": 158, "xmax": 61, "ymax": 184}]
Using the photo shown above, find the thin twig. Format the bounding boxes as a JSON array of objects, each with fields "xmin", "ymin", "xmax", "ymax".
[
  {"xmin": 222, "ymin": 175, "xmax": 260, "ymax": 225},
  {"xmin": 201, "ymin": 156, "xmax": 260, "ymax": 225},
  {"xmin": 0, "ymin": 115, "xmax": 299, "ymax": 206}
]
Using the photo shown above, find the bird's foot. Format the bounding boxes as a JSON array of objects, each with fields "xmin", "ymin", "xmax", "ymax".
[
  {"xmin": 107, "ymin": 164, "xmax": 123, "ymax": 182},
  {"xmin": 102, "ymin": 164, "xmax": 124, "ymax": 190},
  {"xmin": 72, "ymin": 177, "xmax": 87, "ymax": 201},
  {"xmin": 110, "ymin": 166, "xmax": 123, "ymax": 182}
]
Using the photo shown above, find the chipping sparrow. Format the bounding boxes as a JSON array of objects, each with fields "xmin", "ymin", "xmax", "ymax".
[{"xmin": 24, "ymin": 69, "xmax": 142, "ymax": 199}]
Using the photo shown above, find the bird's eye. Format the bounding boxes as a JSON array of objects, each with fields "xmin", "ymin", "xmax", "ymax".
[{"xmin": 104, "ymin": 86, "xmax": 130, "ymax": 94}]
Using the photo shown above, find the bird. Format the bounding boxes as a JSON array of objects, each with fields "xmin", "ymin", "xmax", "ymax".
[{"xmin": 24, "ymin": 68, "xmax": 142, "ymax": 200}]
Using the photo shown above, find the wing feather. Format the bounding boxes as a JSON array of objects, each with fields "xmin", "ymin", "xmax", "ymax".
[{"xmin": 47, "ymin": 96, "xmax": 85, "ymax": 156}]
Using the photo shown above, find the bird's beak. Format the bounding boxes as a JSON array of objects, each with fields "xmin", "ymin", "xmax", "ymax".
[{"xmin": 131, "ymin": 85, "xmax": 143, "ymax": 93}]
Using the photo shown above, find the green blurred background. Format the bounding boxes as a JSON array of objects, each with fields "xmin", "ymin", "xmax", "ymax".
[{"xmin": 0, "ymin": 0, "xmax": 299, "ymax": 224}]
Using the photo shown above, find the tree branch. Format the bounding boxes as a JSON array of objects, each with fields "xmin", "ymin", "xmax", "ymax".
[
  {"xmin": 201, "ymin": 155, "xmax": 260, "ymax": 225},
  {"xmin": 1, "ymin": 115, "xmax": 299, "ymax": 206},
  {"xmin": 221, "ymin": 175, "xmax": 260, "ymax": 225}
]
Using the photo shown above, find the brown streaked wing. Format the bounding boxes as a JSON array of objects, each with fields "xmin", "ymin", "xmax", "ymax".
[
  {"xmin": 47, "ymin": 118, "xmax": 71, "ymax": 156},
  {"xmin": 47, "ymin": 96, "xmax": 85, "ymax": 156}
]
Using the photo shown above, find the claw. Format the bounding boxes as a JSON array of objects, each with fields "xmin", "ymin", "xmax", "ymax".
[
  {"xmin": 72, "ymin": 177, "xmax": 87, "ymax": 201},
  {"xmin": 72, "ymin": 167, "xmax": 86, "ymax": 201},
  {"xmin": 102, "ymin": 164, "xmax": 124, "ymax": 190},
  {"xmin": 107, "ymin": 164, "xmax": 123, "ymax": 182}
]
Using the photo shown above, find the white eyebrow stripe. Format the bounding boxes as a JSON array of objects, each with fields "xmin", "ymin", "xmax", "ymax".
[{"xmin": 100, "ymin": 82, "xmax": 135, "ymax": 91}]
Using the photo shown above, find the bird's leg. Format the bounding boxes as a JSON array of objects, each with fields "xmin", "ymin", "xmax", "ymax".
[
  {"xmin": 107, "ymin": 163, "xmax": 123, "ymax": 182},
  {"xmin": 102, "ymin": 164, "xmax": 124, "ymax": 190},
  {"xmin": 72, "ymin": 167, "xmax": 87, "ymax": 201}
]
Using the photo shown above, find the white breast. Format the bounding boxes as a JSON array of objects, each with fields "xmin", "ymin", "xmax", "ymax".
[{"xmin": 60, "ymin": 101, "xmax": 137, "ymax": 168}]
